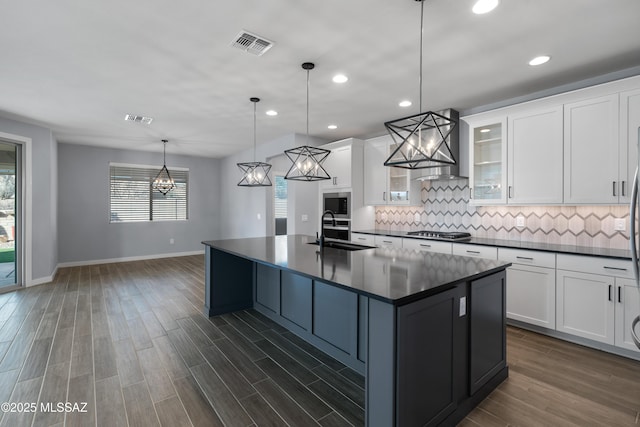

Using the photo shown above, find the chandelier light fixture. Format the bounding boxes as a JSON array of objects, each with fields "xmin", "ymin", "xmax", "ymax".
[
  {"xmin": 237, "ymin": 97, "xmax": 273, "ymax": 187},
  {"xmin": 284, "ymin": 62, "xmax": 331, "ymax": 181},
  {"xmin": 152, "ymin": 139, "xmax": 176, "ymax": 195},
  {"xmin": 383, "ymin": 0, "xmax": 459, "ymax": 170}
]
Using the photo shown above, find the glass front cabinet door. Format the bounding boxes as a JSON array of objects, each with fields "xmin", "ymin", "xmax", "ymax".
[{"xmin": 467, "ymin": 117, "xmax": 507, "ymax": 205}]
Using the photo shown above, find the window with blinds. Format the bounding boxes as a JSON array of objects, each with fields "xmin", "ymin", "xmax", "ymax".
[
  {"xmin": 274, "ymin": 175, "xmax": 287, "ymax": 219},
  {"xmin": 110, "ymin": 164, "xmax": 188, "ymax": 223}
]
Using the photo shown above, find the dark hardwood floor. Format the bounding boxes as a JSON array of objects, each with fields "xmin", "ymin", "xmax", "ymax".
[{"xmin": 0, "ymin": 255, "xmax": 637, "ymax": 426}]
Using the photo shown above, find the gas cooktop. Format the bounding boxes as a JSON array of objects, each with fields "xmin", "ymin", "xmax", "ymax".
[{"xmin": 406, "ymin": 230, "xmax": 472, "ymax": 242}]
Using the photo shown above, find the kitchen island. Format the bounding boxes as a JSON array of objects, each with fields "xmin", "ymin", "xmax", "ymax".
[{"xmin": 202, "ymin": 234, "xmax": 511, "ymax": 427}]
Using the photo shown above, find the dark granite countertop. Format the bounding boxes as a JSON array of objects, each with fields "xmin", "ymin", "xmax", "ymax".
[
  {"xmin": 353, "ymin": 229, "xmax": 632, "ymax": 260},
  {"xmin": 202, "ymin": 235, "xmax": 510, "ymax": 305}
]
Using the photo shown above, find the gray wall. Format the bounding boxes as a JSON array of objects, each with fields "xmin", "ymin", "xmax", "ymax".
[
  {"xmin": 0, "ymin": 116, "xmax": 57, "ymax": 283},
  {"xmin": 218, "ymin": 133, "xmax": 327, "ymax": 240},
  {"xmin": 57, "ymin": 143, "xmax": 220, "ymax": 264}
]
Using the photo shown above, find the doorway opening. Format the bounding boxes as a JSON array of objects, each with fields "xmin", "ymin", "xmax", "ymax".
[
  {"xmin": 274, "ymin": 175, "xmax": 287, "ymax": 235},
  {"xmin": 0, "ymin": 140, "xmax": 20, "ymax": 288}
]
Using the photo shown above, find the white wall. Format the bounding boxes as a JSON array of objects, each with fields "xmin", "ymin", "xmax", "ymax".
[
  {"xmin": 57, "ymin": 143, "xmax": 220, "ymax": 264},
  {"xmin": 0, "ymin": 116, "xmax": 57, "ymax": 284}
]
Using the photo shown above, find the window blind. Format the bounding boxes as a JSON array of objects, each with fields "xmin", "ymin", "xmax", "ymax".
[
  {"xmin": 274, "ymin": 175, "xmax": 287, "ymax": 219},
  {"xmin": 110, "ymin": 164, "xmax": 188, "ymax": 222}
]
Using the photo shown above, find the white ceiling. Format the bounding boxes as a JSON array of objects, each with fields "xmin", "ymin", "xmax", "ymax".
[{"xmin": 1, "ymin": 0, "xmax": 639, "ymax": 158}]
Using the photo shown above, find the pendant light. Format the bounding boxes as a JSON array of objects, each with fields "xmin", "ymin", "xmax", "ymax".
[
  {"xmin": 152, "ymin": 139, "xmax": 176, "ymax": 195},
  {"xmin": 383, "ymin": 0, "xmax": 458, "ymax": 170},
  {"xmin": 284, "ymin": 62, "xmax": 331, "ymax": 181},
  {"xmin": 237, "ymin": 97, "xmax": 273, "ymax": 187}
]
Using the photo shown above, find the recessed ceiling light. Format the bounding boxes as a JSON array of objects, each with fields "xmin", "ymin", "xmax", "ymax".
[
  {"xmin": 265, "ymin": 110, "xmax": 278, "ymax": 116},
  {"xmin": 399, "ymin": 100, "xmax": 412, "ymax": 108},
  {"xmin": 472, "ymin": 0, "xmax": 499, "ymax": 14},
  {"xmin": 332, "ymin": 74, "xmax": 348, "ymax": 83},
  {"xmin": 328, "ymin": 125, "xmax": 337, "ymax": 130},
  {"xmin": 529, "ymin": 55, "xmax": 551, "ymax": 66}
]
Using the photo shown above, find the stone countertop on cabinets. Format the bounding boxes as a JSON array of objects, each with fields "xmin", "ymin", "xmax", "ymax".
[
  {"xmin": 353, "ymin": 229, "xmax": 632, "ymax": 260},
  {"xmin": 202, "ymin": 234, "xmax": 510, "ymax": 306}
]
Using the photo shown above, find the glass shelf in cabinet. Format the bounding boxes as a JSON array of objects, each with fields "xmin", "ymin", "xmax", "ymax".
[
  {"xmin": 474, "ymin": 137, "xmax": 501, "ymax": 144},
  {"xmin": 474, "ymin": 160, "xmax": 501, "ymax": 166}
]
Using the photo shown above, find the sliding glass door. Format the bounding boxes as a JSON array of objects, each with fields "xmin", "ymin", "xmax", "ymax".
[{"xmin": 0, "ymin": 141, "xmax": 20, "ymax": 288}]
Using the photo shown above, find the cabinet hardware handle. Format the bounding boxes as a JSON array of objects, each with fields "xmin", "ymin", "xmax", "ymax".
[
  {"xmin": 383, "ymin": 240, "xmax": 392, "ymax": 243},
  {"xmin": 603, "ymin": 266, "xmax": 627, "ymax": 271},
  {"xmin": 608, "ymin": 285, "xmax": 612, "ymax": 301},
  {"xmin": 516, "ymin": 256, "xmax": 533, "ymax": 260},
  {"xmin": 618, "ymin": 286, "xmax": 622, "ymax": 303},
  {"xmin": 508, "ymin": 186, "xmax": 513, "ymax": 198},
  {"xmin": 622, "ymin": 181, "xmax": 626, "ymax": 197},
  {"xmin": 466, "ymin": 250, "xmax": 480, "ymax": 254},
  {"xmin": 357, "ymin": 237, "xmax": 366, "ymax": 240},
  {"xmin": 333, "ymin": 177, "xmax": 337, "ymax": 185},
  {"xmin": 420, "ymin": 244, "xmax": 431, "ymax": 248},
  {"xmin": 613, "ymin": 181, "xmax": 617, "ymax": 197},
  {"xmin": 383, "ymin": 192, "xmax": 386, "ymax": 201},
  {"xmin": 469, "ymin": 187, "xmax": 473, "ymax": 199}
]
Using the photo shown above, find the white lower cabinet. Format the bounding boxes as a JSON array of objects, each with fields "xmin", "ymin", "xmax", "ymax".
[
  {"xmin": 374, "ymin": 235, "xmax": 403, "ymax": 248},
  {"xmin": 452, "ymin": 243, "xmax": 497, "ymax": 260},
  {"xmin": 556, "ymin": 254, "xmax": 638, "ymax": 353},
  {"xmin": 615, "ymin": 278, "xmax": 640, "ymax": 352},
  {"xmin": 351, "ymin": 232, "xmax": 375, "ymax": 246},
  {"xmin": 556, "ymin": 269, "xmax": 615, "ymax": 344},
  {"xmin": 402, "ymin": 238, "xmax": 452, "ymax": 254},
  {"xmin": 499, "ymin": 249, "xmax": 556, "ymax": 329}
]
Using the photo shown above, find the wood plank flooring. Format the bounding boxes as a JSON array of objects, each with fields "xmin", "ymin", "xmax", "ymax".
[{"xmin": 0, "ymin": 255, "xmax": 636, "ymax": 426}]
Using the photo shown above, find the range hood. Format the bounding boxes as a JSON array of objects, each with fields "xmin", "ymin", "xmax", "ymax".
[{"xmin": 411, "ymin": 109, "xmax": 467, "ymax": 181}]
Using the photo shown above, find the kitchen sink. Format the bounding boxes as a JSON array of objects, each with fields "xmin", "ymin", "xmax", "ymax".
[{"xmin": 307, "ymin": 240, "xmax": 375, "ymax": 251}]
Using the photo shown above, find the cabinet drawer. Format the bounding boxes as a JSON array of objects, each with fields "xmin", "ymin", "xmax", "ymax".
[
  {"xmin": 452, "ymin": 244, "xmax": 497, "ymax": 260},
  {"xmin": 374, "ymin": 235, "xmax": 403, "ymax": 248},
  {"xmin": 556, "ymin": 254, "xmax": 632, "ymax": 279},
  {"xmin": 402, "ymin": 238, "xmax": 452, "ymax": 254},
  {"xmin": 351, "ymin": 233, "xmax": 375, "ymax": 246},
  {"xmin": 498, "ymin": 248, "xmax": 556, "ymax": 269}
]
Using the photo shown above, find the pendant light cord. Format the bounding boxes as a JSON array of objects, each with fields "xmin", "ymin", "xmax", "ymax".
[
  {"xmin": 253, "ymin": 101, "xmax": 257, "ymax": 162},
  {"xmin": 419, "ymin": 0, "xmax": 424, "ymax": 112},
  {"xmin": 306, "ymin": 68, "xmax": 310, "ymax": 145},
  {"xmin": 162, "ymin": 139, "xmax": 167, "ymax": 166}
]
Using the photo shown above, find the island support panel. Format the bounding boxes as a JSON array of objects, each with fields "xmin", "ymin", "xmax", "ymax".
[{"xmin": 204, "ymin": 247, "xmax": 254, "ymax": 316}]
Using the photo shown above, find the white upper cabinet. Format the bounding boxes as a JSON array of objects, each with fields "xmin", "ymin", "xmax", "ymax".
[
  {"xmin": 363, "ymin": 135, "xmax": 420, "ymax": 206},
  {"xmin": 467, "ymin": 116, "xmax": 507, "ymax": 205},
  {"xmin": 619, "ymin": 88, "xmax": 640, "ymax": 204},
  {"xmin": 563, "ymin": 94, "xmax": 620, "ymax": 204},
  {"xmin": 508, "ymin": 106, "xmax": 563, "ymax": 204},
  {"xmin": 320, "ymin": 144, "xmax": 353, "ymax": 190}
]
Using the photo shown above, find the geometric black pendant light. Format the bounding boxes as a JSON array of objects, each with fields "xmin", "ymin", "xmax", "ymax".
[
  {"xmin": 383, "ymin": 0, "xmax": 459, "ymax": 170},
  {"xmin": 237, "ymin": 97, "xmax": 273, "ymax": 187},
  {"xmin": 152, "ymin": 139, "xmax": 176, "ymax": 195},
  {"xmin": 284, "ymin": 62, "xmax": 331, "ymax": 181}
]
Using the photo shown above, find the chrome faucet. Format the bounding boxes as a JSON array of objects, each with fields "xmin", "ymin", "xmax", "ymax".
[{"xmin": 318, "ymin": 210, "xmax": 336, "ymax": 250}]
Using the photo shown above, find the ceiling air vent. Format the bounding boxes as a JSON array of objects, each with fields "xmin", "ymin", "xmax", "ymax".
[
  {"xmin": 124, "ymin": 114, "xmax": 154, "ymax": 125},
  {"xmin": 231, "ymin": 30, "xmax": 274, "ymax": 56}
]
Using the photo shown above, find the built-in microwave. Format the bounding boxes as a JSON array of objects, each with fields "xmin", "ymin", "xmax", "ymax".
[
  {"xmin": 323, "ymin": 192, "xmax": 350, "ymax": 218},
  {"xmin": 323, "ymin": 192, "xmax": 351, "ymax": 241}
]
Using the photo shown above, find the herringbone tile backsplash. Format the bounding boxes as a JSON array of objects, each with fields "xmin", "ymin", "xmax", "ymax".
[{"xmin": 375, "ymin": 180, "xmax": 631, "ymax": 249}]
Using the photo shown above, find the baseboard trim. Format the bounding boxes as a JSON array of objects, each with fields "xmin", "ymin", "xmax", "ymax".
[
  {"xmin": 28, "ymin": 265, "xmax": 59, "ymax": 287},
  {"xmin": 57, "ymin": 250, "xmax": 205, "ymax": 268}
]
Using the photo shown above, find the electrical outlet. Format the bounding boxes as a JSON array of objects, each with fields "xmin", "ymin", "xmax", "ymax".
[
  {"xmin": 301, "ymin": 214, "xmax": 308, "ymax": 222},
  {"xmin": 614, "ymin": 218, "xmax": 626, "ymax": 231},
  {"xmin": 516, "ymin": 216, "xmax": 525, "ymax": 227},
  {"xmin": 169, "ymin": 238, "xmax": 174, "ymax": 245}
]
